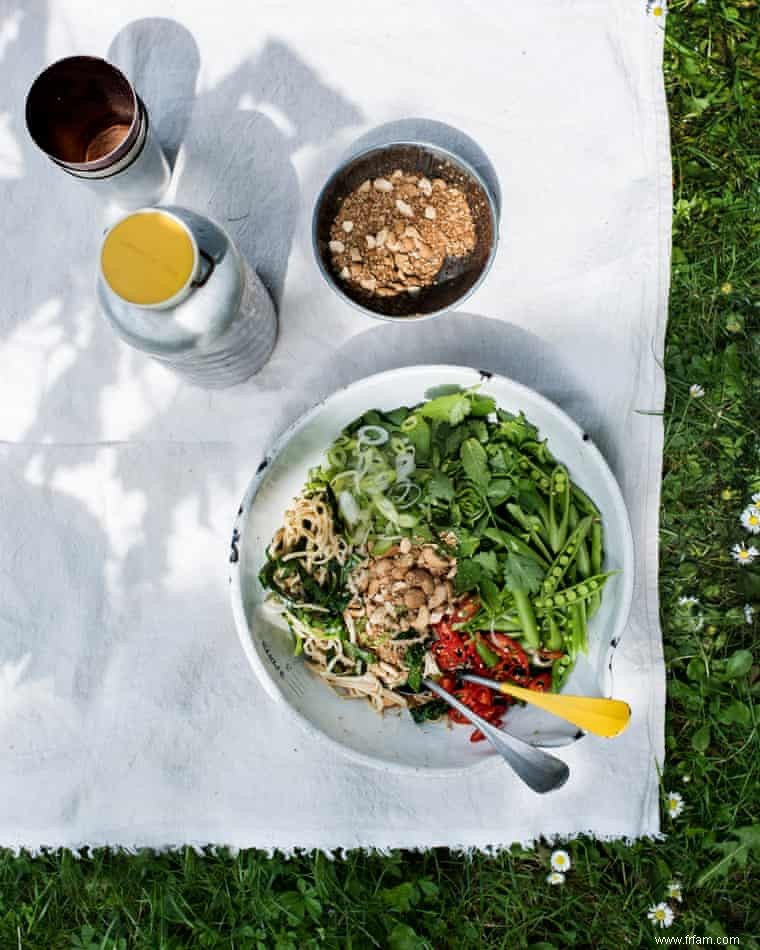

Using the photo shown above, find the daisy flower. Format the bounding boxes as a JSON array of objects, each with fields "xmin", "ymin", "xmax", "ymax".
[
  {"xmin": 732, "ymin": 543, "xmax": 759, "ymax": 566},
  {"xmin": 665, "ymin": 791, "xmax": 685, "ymax": 819},
  {"xmin": 648, "ymin": 903, "xmax": 675, "ymax": 929},
  {"xmin": 546, "ymin": 872, "xmax": 565, "ymax": 886},
  {"xmin": 740, "ymin": 507, "xmax": 760, "ymax": 534},
  {"xmin": 752, "ymin": 492, "xmax": 760, "ymax": 505},
  {"xmin": 677, "ymin": 595, "xmax": 699, "ymax": 607},
  {"xmin": 745, "ymin": 604, "xmax": 755, "ymax": 625},
  {"xmin": 550, "ymin": 849, "xmax": 571, "ymax": 872},
  {"xmin": 665, "ymin": 881, "xmax": 683, "ymax": 903},
  {"xmin": 689, "ymin": 384, "xmax": 705, "ymax": 399}
]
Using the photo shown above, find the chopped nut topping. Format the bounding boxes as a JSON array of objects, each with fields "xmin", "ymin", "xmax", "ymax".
[{"xmin": 329, "ymin": 166, "xmax": 477, "ymax": 299}]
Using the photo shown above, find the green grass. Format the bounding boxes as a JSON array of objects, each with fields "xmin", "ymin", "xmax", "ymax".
[{"xmin": 2, "ymin": 3, "xmax": 758, "ymax": 947}]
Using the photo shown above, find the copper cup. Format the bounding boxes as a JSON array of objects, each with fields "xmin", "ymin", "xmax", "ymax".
[{"xmin": 25, "ymin": 56, "xmax": 170, "ymax": 207}]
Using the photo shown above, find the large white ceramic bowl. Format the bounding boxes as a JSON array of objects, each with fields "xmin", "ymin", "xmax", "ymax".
[{"xmin": 230, "ymin": 366, "xmax": 634, "ymax": 774}]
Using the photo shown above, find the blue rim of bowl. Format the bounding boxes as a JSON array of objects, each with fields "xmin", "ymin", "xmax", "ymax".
[
  {"xmin": 311, "ymin": 142, "xmax": 500, "ymax": 323},
  {"xmin": 229, "ymin": 365, "xmax": 635, "ymax": 776}
]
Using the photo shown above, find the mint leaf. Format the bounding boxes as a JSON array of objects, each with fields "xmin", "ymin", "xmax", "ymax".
[
  {"xmin": 503, "ymin": 551, "xmax": 544, "ymax": 594},
  {"xmin": 419, "ymin": 392, "xmax": 471, "ymax": 425},
  {"xmin": 461, "ymin": 438, "xmax": 490, "ymax": 491},
  {"xmin": 427, "ymin": 469, "xmax": 455, "ymax": 501}
]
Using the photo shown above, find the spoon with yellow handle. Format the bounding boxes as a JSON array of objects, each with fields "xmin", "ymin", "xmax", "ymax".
[{"xmin": 461, "ymin": 674, "xmax": 631, "ymax": 738}]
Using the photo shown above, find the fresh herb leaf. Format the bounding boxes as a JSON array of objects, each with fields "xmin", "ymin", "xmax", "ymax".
[
  {"xmin": 410, "ymin": 698, "xmax": 450, "ymax": 724},
  {"xmin": 451, "ymin": 530, "xmax": 480, "ymax": 558},
  {"xmin": 473, "ymin": 550, "xmax": 499, "ymax": 576},
  {"xmin": 402, "ymin": 415, "xmax": 431, "ymax": 461},
  {"xmin": 460, "ymin": 438, "xmax": 491, "ymax": 491},
  {"xmin": 427, "ymin": 469, "xmax": 455, "ymax": 501},
  {"xmin": 479, "ymin": 577, "xmax": 502, "ymax": 612},
  {"xmin": 454, "ymin": 558, "xmax": 483, "ymax": 593},
  {"xmin": 503, "ymin": 552, "xmax": 545, "ymax": 594},
  {"xmin": 443, "ymin": 425, "xmax": 467, "ymax": 458},
  {"xmin": 487, "ymin": 478, "xmax": 514, "ymax": 504},
  {"xmin": 344, "ymin": 641, "xmax": 377, "ymax": 667},
  {"xmin": 419, "ymin": 392, "xmax": 471, "ymax": 425},
  {"xmin": 497, "ymin": 410, "xmax": 539, "ymax": 445},
  {"xmin": 394, "ymin": 628, "xmax": 419, "ymax": 641},
  {"xmin": 469, "ymin": 393, "xmax": 497, "ymax": 417},
  {"xmin": 384, "ymin": 407, "xmax": 409, "ymax": 426},
  {"xmin": 405, "ymin": 644, "xmax": 425, "ymax": 692},
  {"xmin": 468, "ymin": 419, "xmax": 489, "ymax": 443}
]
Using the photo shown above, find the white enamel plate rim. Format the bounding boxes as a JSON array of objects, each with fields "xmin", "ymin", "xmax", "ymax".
[{"xmin": 229, "ymin": 365, "xmax": 635, "ymax": 776}]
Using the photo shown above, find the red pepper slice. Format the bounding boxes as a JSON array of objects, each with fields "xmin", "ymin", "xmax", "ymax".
[{"xmin": 489, "ymin": 632, "xmax": 530, "ymax": 671}]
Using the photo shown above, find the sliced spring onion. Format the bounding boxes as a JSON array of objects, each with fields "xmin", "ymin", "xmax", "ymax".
[
  {"xmin": 389, "ymin": 479, "xmax": 421, "ymax": 509},
  {"xmin": 337, "ymin": 490, "xmax": 360, "ymax": 525},
  {"xmin": 327, "ymin": 445, "xmax": 347, "ymax": 468},
  {"xmin": 395, "ymin": 449, "xmax": 416, "ymax": 479},
  {"xmin": 372, "ymin": 494, "xmax": 400, "ymax": 524},
  {"xmin": 360, "ymin": 469, "xmax": 394, "ymax": 494},
  {"xmin": 357, "ymin": 425, "xmax": 389, "ymax": 446}
]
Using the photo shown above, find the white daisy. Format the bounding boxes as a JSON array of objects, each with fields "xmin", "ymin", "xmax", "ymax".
[
  {"xmin": 550, "ymin": 849, "xmax": 571, "ymax": 872},
  {"xmin": 752, "ymin": 492, "xmax": 760, "ymax": 505},
  {"xmin": 546, "ymin": 871, "xmax": 565, "ymax": 886},
  {"xmin": 665, "ymin": 791, "xmax": 685, "ymax": 819},
  {"xmin": 740, "ymin": 507, "xmax": 760, "ymax": 534},
  {"xmin": 677, "ymin": 595, "xmax": 699, "ymax": 607},
  {"xmin": 689, "ymin": 384, "xmax": 705, "ymax": 399},
  {"xmin": 665, "ymin": 881, "xmax": 683, "ymax": 903},
  {"xmin": 648, "ymin": 902, "xmax": 675, "ymax": 929},
  {"xmin": 732, "ymin": 543, "xmax": 759, "ymax": 566},
  {"xmin": 745, "ymin": 604, "xmax": 755, "ymax": 625}
]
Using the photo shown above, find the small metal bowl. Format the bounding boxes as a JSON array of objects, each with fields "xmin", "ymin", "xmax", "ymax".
[{"xmin": 312, "ymin": 142, "xmax": 499, "ymax": 321}]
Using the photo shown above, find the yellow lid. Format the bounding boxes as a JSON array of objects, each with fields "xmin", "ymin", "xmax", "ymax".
[{"xmin": 101, "ymin": 210, "xmax": 196, "ymax": 306}]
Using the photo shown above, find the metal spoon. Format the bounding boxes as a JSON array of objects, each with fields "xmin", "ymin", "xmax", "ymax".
[{"xmin": 423, "ymin": 678, "xmax": 569, "ymax": 794}]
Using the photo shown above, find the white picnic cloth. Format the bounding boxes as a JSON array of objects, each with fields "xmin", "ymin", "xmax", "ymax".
[{"xmin": 0, "ymin": 0, "xmax": 670, "ymax": 852}]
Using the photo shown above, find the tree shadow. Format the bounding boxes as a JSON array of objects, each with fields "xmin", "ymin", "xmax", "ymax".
[
  {"xmin": 0, "ymin": 7, "xmax": 367, "ymax": 844},
  {"xmin": 172, "ymin": 37, "xmax": 363, "ymax": 308},
  {"xmin": 107, "ymin": 18, "xmax": 201, "ymax": 170}
]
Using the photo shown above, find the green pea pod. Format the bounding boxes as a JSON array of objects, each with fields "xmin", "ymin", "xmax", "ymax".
[
  {"xmin": 534, "ymin": 570, "xmax": 618, "ymax": 613},
  {"xmin": 545, "ymin": 613, "xmax": 563, "ymax": 650},
  {"xmin": 482, "ymin": 526, "xmax": 550, "ymax": 568},
  {"xmin": 540, "ymin": 514, "xmax": 592, "ymax": 597},
  {"xmin": 590, "ymin": 519, "xmax": 603, "ymax": 573},
  {"xmin": 569, "ymin": 602, "xmax": 587, "ymax": 659},
  {"xmin": 513, "ymin": 590, "xmax": 540, "ymax": 648},
  {"xmin": 506, "ymin": 504, "xmax": 552, "ymax": 560},
  {"xmin": 571, "ymin": 483, "xmax": 602, "ymax": 519},
  {"xmin": 548, "ymin": 465, "xmax": 570, "ymax": 553}
]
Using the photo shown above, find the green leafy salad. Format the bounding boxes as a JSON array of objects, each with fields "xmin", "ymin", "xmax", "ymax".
[{"xmin": 259, "ymin": 387, "xmax": 615, "ymax": 737}]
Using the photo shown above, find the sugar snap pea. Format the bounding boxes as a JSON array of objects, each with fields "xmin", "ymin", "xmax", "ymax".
[
  {"xmin": 533, "ymin": 571, "xmax": 617, "ymax": 613},
  {"xmin": 540, "ymin": 514, "xmax": 593, "ymax": 597},
  {"xmin": 548, "ymin": 465, "xmax": 571, "ymax": 553}
]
